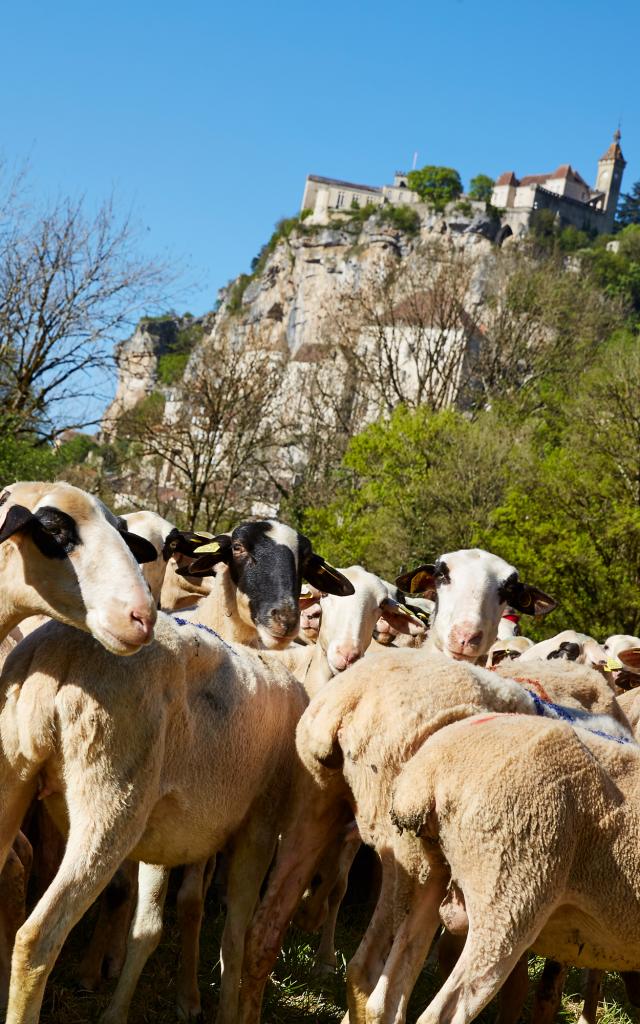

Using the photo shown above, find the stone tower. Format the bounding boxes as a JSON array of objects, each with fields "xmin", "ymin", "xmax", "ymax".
[{"xmin": 595, "ymin": 129, "xmax": 626, "ymax": 232}]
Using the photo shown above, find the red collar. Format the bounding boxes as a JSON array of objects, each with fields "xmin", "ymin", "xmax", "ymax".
[{"xmin": 503, "ymin": 613, "xmax": 520, "ymax": 623}]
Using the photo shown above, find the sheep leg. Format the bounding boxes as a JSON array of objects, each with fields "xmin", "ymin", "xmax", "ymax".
[
  {"xmin": 364, "ymin": 865, "xmax": 449, "ymax": 1024},
  {"xmin": 77, "ymin": 860, "xmax": 138, "ymax": 990},
  {"xmin": 577, "ymin": 969, "xmax": 603, "ymax": 1024},
  {"xmin": 345, "ymin": 851, "xmax": 398, "ymax": 1024},
  {"xmin": 496, "ymin": 954, "xmax": 529, "ymax": 1024},
  {"xmin": 530, "ymin": 959, "xmax": 567, "ymax": 1024},
  {"xmin": 176, "ymin": 857, "xmax": 215, "ymax": 1021},
  {"xmin": 313, "ymin": 839, "xmax": 361, "ymax": 975},
  {"xmin": 622, "ymin": 970, "xmax": 640, "ymax": 1006},
  {"xmin": 216, "ymin": 820, "xmax": 278, "ymax": 1024},
  {"xmin": 414, "ymin": 927, "xmax": 535, "ymax": 1024},
  {"xmin": 0, "ymin": 834, "xmax": 33, "ymax": 1013},
  {"xmin": 7, "ymin": 817, "xmax": 145, "ymax": 1024},
  {"xmin": 100, "ymin": 863, "xmax": 170, "ymax": 1024},
  {"xmin": 238, "ymin": 799, "xmax": 350, "ymax": 1024}
]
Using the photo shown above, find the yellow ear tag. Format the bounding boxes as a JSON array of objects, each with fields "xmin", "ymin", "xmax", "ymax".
[
  {"xmin": 300, "ymin": 585, "xmax": 313, "ymax": 598},
  {"xmin": 193, "ymin": 540, "xmax": 221, "ymax": 554},
  {"xmin": 605, "ymin": 657, "xmax": 622, "ymax": 672},
  {"xmin": 398, "ymin": 605, "xmax": 412, "ymax": 617}
]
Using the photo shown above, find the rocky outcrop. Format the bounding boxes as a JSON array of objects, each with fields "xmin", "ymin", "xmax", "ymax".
[{"xmin": 102, "ymin": 201, "xmax": 501, "ymax": 434}]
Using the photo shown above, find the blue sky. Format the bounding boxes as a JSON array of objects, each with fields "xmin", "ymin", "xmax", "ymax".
[{"xmin": 3, "ymin": 0, "xmax": 639, "ymax": 414}]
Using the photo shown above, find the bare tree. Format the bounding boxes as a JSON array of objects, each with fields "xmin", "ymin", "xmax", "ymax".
[
  {"xmin": 117, "ymin": 331, "xmax": 286, "ymax": 529},
  {"xmin": 466, "ymin": 247, "xmax": 623, "ymax": 414},
  {"xmin": 328, "ymin": 241, "xmax": 481, "ymax": 415},
  {"xmin": 0, "ymin": 176, "xmax": 172, "ymax": 439}
]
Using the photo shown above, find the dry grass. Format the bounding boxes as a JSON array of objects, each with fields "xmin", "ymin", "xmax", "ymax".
[{"xmin": 37, "ymin": 878, "xmax": 638, "ymax": 1024}]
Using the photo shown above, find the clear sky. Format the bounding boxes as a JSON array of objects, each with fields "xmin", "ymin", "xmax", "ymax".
[{"xmin": 3, "ymin": 0, "xmax": 639, "ymax": 380}]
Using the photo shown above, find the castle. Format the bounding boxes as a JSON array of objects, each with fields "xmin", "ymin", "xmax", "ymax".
[
  {"xmin": 491, "ymin": 131, "xmax": 626, "ymax": 236},
  {"xmin": 301, "ymin": 131, "xmax": 626, "ymax": 236},
  {"xmin": 301, "ymin": 171, "xmax": 420, "ymax": 222}
]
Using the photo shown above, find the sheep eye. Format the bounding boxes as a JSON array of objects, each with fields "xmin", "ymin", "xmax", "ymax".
[{"xmin": 0, "ymin": 492, "xmax": 8, "ymax": 508}]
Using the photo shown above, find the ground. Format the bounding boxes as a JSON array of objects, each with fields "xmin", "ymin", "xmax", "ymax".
[{"xmin": 38, "ymin": 873, "xmax": 637, "ymax": 1024}]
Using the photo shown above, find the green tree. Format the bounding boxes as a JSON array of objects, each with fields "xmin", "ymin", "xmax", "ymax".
[
  {"xmin": 407, "ymin": 166, "xmax": 462, "ymax": 212},
  {"xmin": 480, "ymin": 333, "xmax": 640, "ymax": 639},
  {"xmin": 298, "ymin": 405, "xmax": 527, "ymax": 579},
  {"xmin": 468, "ymin": 174, "xmax": 494, "ymax": 202},
  {"xmin": 616, "ymin": 180, "xmax": 640, "ymax": 229}
]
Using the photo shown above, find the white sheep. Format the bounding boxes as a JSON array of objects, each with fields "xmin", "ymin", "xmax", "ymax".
[
  {"xmin": 0, "ymin": 526, "xmax": 353, "ymax": 1024},
  {"xmin": 236, "ymin": 655, "xmax": 625, "ymax": 1024},
  {"xmin": 391, "ymin": 710, "xmax": 640, "ymax": 1024},
  {"xmin": 396, "ymin": 548, "xmax": 556, "ymax": 662},
  {"xmin": 0, "ymin": 481, "xmax": 157, "ymax": 653}
]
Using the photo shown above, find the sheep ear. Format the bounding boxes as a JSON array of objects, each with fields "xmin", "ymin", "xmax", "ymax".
[
  {"xmin": 505, "ymin": 581, "xmax": 557, "ymax": 617},
  {"xmin": 619, "ymin": 647, "xmax": 640, "ymax": 672},
  {"xmin": 303, "ymin": 555, "xmax": 354, "ymax": 597},
  {"xmin": 395, "ymin": 564, "xmax": 436, "ymax": 599},
  {"xmin": 164, "ymin": 529, "xmax": 231, "ymax": 561},
  {"xmin": 119, "ymin": 529, "xmax": 158, "ymax": 564},
  {"xmin": 378, "ymin": 597, "xmax": 425, "ymax": 635},
  {"xmin": 176, "ymin": 546, "xmax": 230, "ymax": 577},
  {"xmin": 0, "ymin": 504, "xmax": 37, "ymax": 545}
]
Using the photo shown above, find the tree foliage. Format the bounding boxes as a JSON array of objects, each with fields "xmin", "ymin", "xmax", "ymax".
[
  {"xmin": 407, "ymin": 166, "xmax": 462, "ymax": 211},
  {"xmin": 468, "ymin": 174, "xmax": 494, "ymax": 202},
  {"xmin": 616, "ymin": 179, "xmax": 640, "ymax": 229}
]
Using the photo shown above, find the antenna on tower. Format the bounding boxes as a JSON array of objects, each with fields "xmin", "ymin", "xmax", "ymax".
[{"xmin": 412, "ymin": 151, "xmax": 418, "ymax": 170}]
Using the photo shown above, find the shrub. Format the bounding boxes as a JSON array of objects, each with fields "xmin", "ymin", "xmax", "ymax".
[
  {"xmin": 378, "ymin": 204, "xmax": 421, "ymax": 235},
  {"xmin": 156, "ymin": 321, "xmax": 205, "ymax": 383}
]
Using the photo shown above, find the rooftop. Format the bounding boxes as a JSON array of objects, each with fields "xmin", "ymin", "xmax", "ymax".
[{"xmin": 307, "ymin": 174, "xmax": 382, "ymax": 195}]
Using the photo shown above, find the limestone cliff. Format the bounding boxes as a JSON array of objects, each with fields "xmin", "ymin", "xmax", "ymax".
[{"xmin": 102, "ymin": 199, "xmax": 502, "ymax": 434}]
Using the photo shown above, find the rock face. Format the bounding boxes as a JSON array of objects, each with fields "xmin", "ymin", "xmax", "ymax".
[
  {"xmin": 102, "ymin": 201, "xmax": 500, "ymax": 434},
  {"xmin": 102, "ymin": 314, "xmax": 212, "ymax": 435}
]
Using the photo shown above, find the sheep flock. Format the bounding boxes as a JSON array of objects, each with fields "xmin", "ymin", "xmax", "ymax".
[{"xmin": 1, "ymin": 480, "xmax": 640, "ymax": 1024}]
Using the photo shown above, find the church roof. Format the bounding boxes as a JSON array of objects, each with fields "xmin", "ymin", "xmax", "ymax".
[{"xmin": 599, "ymin": 129, "xmax": 626, "ymax": 164}]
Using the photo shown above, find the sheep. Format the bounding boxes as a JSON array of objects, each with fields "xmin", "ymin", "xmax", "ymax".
[
  {"xmin": 121, "ymin": 510, "xmax": 177, "ymax": 604},
  {"xmin": 390, "ymin": 710, "xmax": 640, "ymax": 1024},
  {"xmin": 496, "ymin": 606, "xmax": 522, "ymax": 640},
  {"xmin": 485, "ymin": 635, "xmax": 533, "ymax": 667},
  {"xmin": 603, "ymin": 634, "xmax": 640, "ymax": 691},
  {"xmin": 516, "ymin": 629, "xmax": 607, "ymax": 670},
  {"xmin": 373, "ymin": 588, "xmax": 432, "ymax": 649},
  {"xmin": 271, "ymin": 566, "xmax": 425, "ymax": 698},
  {"xmin": 396, "ymin": 548, "xmax": 556, "ymax": 662},
  {"xmin": 0, "ymin": 481, "xmax": 159, "ymax": 1012},
  {"xmin": 237, "ymin": 654, "xmax": 624, "ymax": 1024},
  {"xmin": 0, "ymin": 481, "xmax": 157, "ymax": 651},
  {"xmin": 76, "ymin": 520, "xmax": 354, "ymax": 1016},
  {"xmin": 0, "ymin": 531, "xmax": 353, "ymax": 1024},
  {"xmin": 265, "ymin": 566, "xmax": 423, "ymax": 975},
  {"xmin": 171, "ymin": 520, "xmax": 357, "ymax": 649}
]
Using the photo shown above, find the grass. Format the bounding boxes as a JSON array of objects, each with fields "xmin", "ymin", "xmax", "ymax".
[{"xmin": 37, "ymin": 878, "xmax": 637, "ymax": 1024}]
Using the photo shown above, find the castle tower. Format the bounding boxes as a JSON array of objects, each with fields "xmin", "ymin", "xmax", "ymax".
[{"xmin": 595, "ymin": 129, "xmax": 626, "ymax": 231}]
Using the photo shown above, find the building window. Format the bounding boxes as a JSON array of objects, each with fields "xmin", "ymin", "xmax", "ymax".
[{"xmin": 336, "ymin": 192, "xmax": 345, "ymax": 209}]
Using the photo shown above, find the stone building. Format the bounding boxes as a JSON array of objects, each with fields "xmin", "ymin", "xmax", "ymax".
[
  {"xmin": 301, "ymin": 171, "xmax": 420, "ymax": 222},
  {"xmin": 492, "ymin": 131, "xmax": 626, "ymax": 236}
]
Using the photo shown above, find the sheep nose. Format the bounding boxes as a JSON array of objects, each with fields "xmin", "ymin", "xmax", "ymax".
[
  {"xmin": 268, "ymin": 605, "xmax": 299, "ymax": 636},
  {"xmin": 335, "ymin": 646, "xmax": 363, "ymax": 669},
  {"xmin": 450, "ymin": 625, "xmax": 484, "ymax": 649},
  {"xmin": 129, "ymin": 606, "xmax": 155, "ymax": 643}
]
